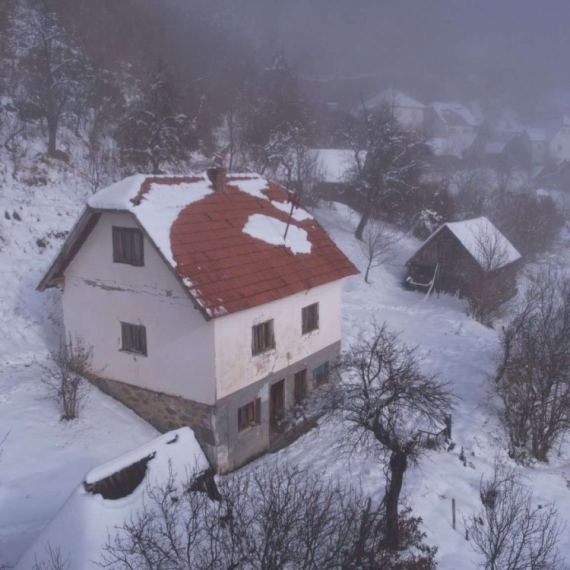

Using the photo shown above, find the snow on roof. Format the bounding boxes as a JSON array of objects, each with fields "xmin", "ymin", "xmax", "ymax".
[
  {"xmin": 243, "ymin": 213, "xmax": 312, "ymax": 255},
  {"xmin": 431, "ymin": 102, "xmax": 478, "ymax": 127},
  {"xmin": 43, "ymin": 172, "xmax": 359, "ymax": 318},
  {"xmin": 428, "ymin": 133, "xmax": 477, "ymax": 157},
  {"xmin": 89, "ymin": 174, "xmax": 213, "ymax": 267},
  {"xmin": 524, "ymin": 127, "xmax": 548, "ymax": 142},
  {"xmin": 426, "ymin": 217, "xmax": 521, "ymax": 270},
  {"xmin": 309, "ymin": 148, "xmax": 362, "ymax": 183},
  {"xmin": 15, "ymin": 428, "xmax": 208, "ymax": 570},
  {"xmin": 363, "ymin": 88, "xmax": 425, "ymax": 110}
]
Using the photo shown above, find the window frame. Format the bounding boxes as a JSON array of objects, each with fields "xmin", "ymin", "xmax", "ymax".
[
  {"xmin": 252, "ymin": 320, "xmax": 275, "ymax": 355},
  {"xmin": 120, "ymin": 322, "xmax": 148, "ymax": 356},
  {"xmin": 313, "ymin": 362, "xmax": 330, "ymax": 387},
  {"xmin": 113, "ymin": 226, "xmax": 144, "ymax": 267},
  {"xmin": 302, "ymin": 303, "xmax": 319, "ymax": 334},
  {"xmin": 237, "ymin": 398, "xmax": 261, "ymax": 433}
]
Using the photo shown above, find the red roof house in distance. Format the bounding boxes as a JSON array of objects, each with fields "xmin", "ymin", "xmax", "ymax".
[{"xmin": 38, "ymin": 169, "xmax": 358, "ymax": 472}]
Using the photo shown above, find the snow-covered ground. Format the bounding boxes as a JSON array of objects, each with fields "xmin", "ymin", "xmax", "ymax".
[{"xmin": 1, "ymin": 148, "xmax": 570, "ymax": 568}]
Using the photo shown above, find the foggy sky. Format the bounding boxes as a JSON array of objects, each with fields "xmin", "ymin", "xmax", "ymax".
[{"xmin": 230, "ymin": 0, "xmax": 570, "ymax": 112}]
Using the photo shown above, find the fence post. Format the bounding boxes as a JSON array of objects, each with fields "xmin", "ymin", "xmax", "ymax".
[{"xmin": 452, "ymin": 498, "xmax": 456, "ymax": 530}]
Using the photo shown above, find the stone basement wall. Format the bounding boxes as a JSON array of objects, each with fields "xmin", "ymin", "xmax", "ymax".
[
  {"xmin": 87, "ymin": 340, "xmax": 341, "ymax": 474},
  {"xmin": 87, "ymin": 375, "xmax": 218, "ymax": 466}
]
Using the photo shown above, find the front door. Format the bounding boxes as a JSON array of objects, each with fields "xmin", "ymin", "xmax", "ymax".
[{"xmin": 270, "ymin": 379, "xmax": 285, "ymax": 432}]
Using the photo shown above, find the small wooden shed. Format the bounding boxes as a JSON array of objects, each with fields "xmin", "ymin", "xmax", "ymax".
[{"xmin": 405, "ymin": 217, "xmax": 522, "ymax": 300}]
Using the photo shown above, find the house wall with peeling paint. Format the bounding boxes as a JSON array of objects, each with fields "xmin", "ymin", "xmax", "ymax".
[
  {"xmin": 62, "ymin": 212, "xmax": 216, "ymax": 405},
  {"xmin": 213, "ymin": 279, "xmax": 343, "ymax": 400}
]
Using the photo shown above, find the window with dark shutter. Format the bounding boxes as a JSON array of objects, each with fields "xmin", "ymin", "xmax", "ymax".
[
  {"xmin": 121, "ymin": 322, "xmax": 147, "ymax": 356},
  {"xmin": 252, "ymin": 320, "xmax": 275, "ymax": 355},
  {"xmin": 113, "ymin": 227, "xmax": 144, "ymax": 266},
  {"xmin": 302, "ymin": 303, "xmax": 319, "ymax": 334},
  {"xmin": 237, "ymin": 398, "xmax": 261, "ymax": 432}
]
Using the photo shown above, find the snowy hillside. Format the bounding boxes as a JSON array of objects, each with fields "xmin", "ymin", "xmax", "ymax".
[
  {"xmin": 1, "ymin": 147, "xmax": 570, "ymax": 568},
  {"xmin": 0, "ymin": 141, "xmax": 159, "ymax": 565}
]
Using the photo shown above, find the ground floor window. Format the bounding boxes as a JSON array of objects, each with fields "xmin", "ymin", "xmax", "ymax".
[
  {"xmin": 313, "ymin": 362, "xmax": 330, "ymax": 387},
  {"xmin": 120, "ymin": 322, "xmax": 147, "ymax": 356},
  {"xmin": 238, "ymin": 398, "xmax": 261, "ymax": 432},
  {"xmin": 294, "ymin": 369, "xmax": 308, "ymax": 404}
]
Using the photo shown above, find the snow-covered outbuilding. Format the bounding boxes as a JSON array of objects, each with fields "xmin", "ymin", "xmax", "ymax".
[
  {"xmin": 15, "ymin": 428, "xmax": 211, "ymax": 570},
  {"xmin": 38, "ymin": 169, "xmax": 358, "ymax": 472},
  {"xmin": 405, "ymin": 217, "xmax": 522, "ymax": 300}
]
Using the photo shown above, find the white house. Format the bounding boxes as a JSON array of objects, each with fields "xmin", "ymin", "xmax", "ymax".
[
  {"xmin": 522, "ymin": 116, "xmax": 570, "ymax": 165},
  {"xmin": 428, "ymin": 102, "xmax": 480, "ymax": 137},
  {"xmin": 361, "ymin": 88, "xmax": 426, "ymax": 129},
  {"xmin": 38, "ymin": 169, "xmax": 358, "ymax": 472}
]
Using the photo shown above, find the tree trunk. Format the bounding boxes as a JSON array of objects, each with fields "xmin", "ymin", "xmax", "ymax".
[
  {"xmin": 47, "ymin": 117, "xmax": 58, "ymax": 156},
  {"xmin": 384, "ymin": 450, "xmax": 408, "ymax": 549},
  {"xmin": 150, "ymin": 155, "xmax": 161, "ymax": 175},
  {"xmin": 364, "ymin": 260, "xmax": 372, "ymax": 284},
  {"xmin": 355, "ymin": 209, "xmax": 370, "ymax": 241}
]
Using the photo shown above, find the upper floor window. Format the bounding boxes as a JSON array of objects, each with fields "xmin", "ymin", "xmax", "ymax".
[
  {"xmin": 302, "ymin": 303, "xmax": 319, "ymax": 334},
  {"xmin": 121, "ymin": 322, "xmax": 147, "ymax": 356},
  {"xmin": 113, "ymin": 227, "xmax": 144, "ymax": 266},
  {"xmin": 252, "ymin": 320, "xmax": 275, "ymax": 355}
]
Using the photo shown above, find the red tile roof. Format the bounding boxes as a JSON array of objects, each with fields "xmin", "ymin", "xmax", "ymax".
[
  {"xmin": 39, "ymin": 173, "xmax": 359, "ymax": 320},
  {"xmin": 169, "ymin": 175, "xmax": 358, "ymax": 317}
]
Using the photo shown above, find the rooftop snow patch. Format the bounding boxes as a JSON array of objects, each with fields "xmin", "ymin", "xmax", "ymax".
[
  {"xmin": 14, "ymin": 428, "xmax": 209, "ymax": 570},
  {"xmin": 228, "ymin": 175, "xmax": 270, "ymax": 200},
  {"xmin": 442, "ymin": 217, "xmax": 521, "ymax": 269},
  {"xmin": 243, "ymin": 213, "xmax": 312, "ymax": 254},
  {"xmin": 271, "ymin": 199, "xmax": 314, "ymax": 221}
]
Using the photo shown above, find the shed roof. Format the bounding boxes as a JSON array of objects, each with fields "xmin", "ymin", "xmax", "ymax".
[
  {"xmin": 39, "ymin": 172, "xmax": 358, "ymax": 319},
  {"xmin": 409, "ymin": 217, "xmax": 521, "ymax": 271},
  {"xmin": 14, "ymin": 428, "xmax": 209, "ymax": 570}
]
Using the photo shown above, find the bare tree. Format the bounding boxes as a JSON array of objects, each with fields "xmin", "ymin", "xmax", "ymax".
[
  {"xmin": 32, "ymin": 545, "xmax": 70, "ymax": 570},
  {"xmin": 39, "ymin": 335, "xmax": 93, "ymax": 421},
  {"xmin": 11, "ymin": 3, "xmax": 89, "ymax": 156},
  {"xmin": 493, "ymin": 269, "xmax": 570, "ymax": 462},
  {"xmin": 102, "ymin": 464, "xmax": 437, "ymax": 570},
  {"xmin": 339, "ymin": 102, "xmax": 429, "ymax": 240},
  {"xmin": 467, "ymin": 460, "xmax": 564, "ymax": 570},
  {"xmin": 467, "ymin": 222, "xmax": 517, "ymax": 325},
  {"xmin": 359, "ymin": 221, "xmax": 400, "ymax": 283},
  {"xmin": 335, "ymin": 322, "xmax": 454, "ymax": 549}
]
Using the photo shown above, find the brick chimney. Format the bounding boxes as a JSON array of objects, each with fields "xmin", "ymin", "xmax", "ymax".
[{"xmin": 207, "ymin": 167, "xmax": 227, "ymax": 193}]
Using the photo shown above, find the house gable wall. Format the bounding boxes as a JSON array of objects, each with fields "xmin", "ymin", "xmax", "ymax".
[
  {"xmin": 62, "ymin": 212, "xmax": 216, "ymax": 405},
  {"xmin": 550, "ymin": 127, "xmax": 570, "ymax": 161},
  {"xmin": 213, "ymin": 279, "xmax": 343, "ymax": 400}
]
